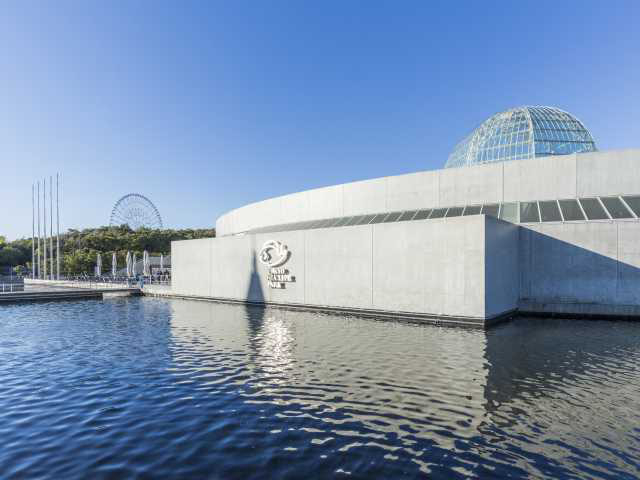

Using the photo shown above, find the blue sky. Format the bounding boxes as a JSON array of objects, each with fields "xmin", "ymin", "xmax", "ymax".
[{"xmin": 1, "ymin": 1, "xmax": 638, "ymax": 240}]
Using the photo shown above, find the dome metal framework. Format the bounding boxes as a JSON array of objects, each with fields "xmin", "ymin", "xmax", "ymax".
[
  {"xmin": 110, "ymin": 193, "xmax": 163, "ymax": 230},
  {"xmin": 445, "ymin": 106, "xmax": 597, "ymax": 169}
]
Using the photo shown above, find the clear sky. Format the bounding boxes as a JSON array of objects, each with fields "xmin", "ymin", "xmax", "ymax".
[{"xmin": 1, "ymin": 1, "xmax": 638, "ymax": 240}]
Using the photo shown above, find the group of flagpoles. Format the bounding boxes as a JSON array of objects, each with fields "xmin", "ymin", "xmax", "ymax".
[{"xmin": 31, "ymin": 174, "xmax": 61, "ymax": 280}]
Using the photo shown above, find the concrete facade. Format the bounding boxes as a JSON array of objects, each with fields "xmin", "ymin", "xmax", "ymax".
[
  {"xmin": 216, "ymin": 149, "xmax": 640, "ymax": 236},
  {"xmin": 172, "ymin": 216, "xmax": 520, "ymax": 325},
  {"xmin": 518, "ymin": 221, "xmax": 640, "ymax": 317},
  {"xmin": 172, "ymin": 149, "xmax": 640, "ymax": 325}
]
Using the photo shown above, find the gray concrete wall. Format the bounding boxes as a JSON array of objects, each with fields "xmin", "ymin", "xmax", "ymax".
[
  {"xmin": 304, "ymin": 226, "xmax": 372, "ymax": 309},
  {"xmin": 577, "ymin": 150, "xmax": 640, "ymax": 197},
  {"xmin": 216, "ymin": 149, "xmax": 640, "ymax": 236},
  {"xmin": 518, "ymin": 221, "xmax": 640, "ymax": 313},
  {"xmin": 171, "ymin": 238, "xmax": 212, "ymax": 298},
  {"xmin": 172, "ymin": 215, "xmax": 523, "ymax": 321},
  {"xmin": 175, "ymin": 215, "xmax": 640, "ymax": 321},
  {"xmin": 484, "ymin": 217, "xmax": 519, "ymax": 318}
]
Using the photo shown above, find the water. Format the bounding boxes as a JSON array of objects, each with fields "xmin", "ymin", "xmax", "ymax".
[{"xmin": 0, "ymin": 297, "xmax": 639, "ymax": 479}]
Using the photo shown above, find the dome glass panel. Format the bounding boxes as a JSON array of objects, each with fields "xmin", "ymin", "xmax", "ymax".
[{"xmin": 445, "ymin": 106, "xmax": 596, "ymax": 168}]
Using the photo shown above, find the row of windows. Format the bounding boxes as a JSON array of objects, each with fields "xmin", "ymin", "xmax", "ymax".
[
  {"xmin": 493, "ymin": 122, "xmax": 529, "ymax": 136},
  {"xmin": 535, "ymin": 129, "xmax": 594, "ymax": 142},
  {"xmin": 482, "ymin": 130, "xmax": 531, "ymax": 147},
  {"xmin": 244, "ymin": 195, "xmax": 640, "ymax": 235},
  {"xmin": 532, "ymin": 120, "xmax": 585, "ymax": 132},
  {"xmin": 535, "ymin": 141, "xmax": 596, "ymax": 155},
  {"xmin": 519, "ymin": 196, "xmax": 640, "ymax": 223},
  {"xmin": 533, "ymin": 120, "xmax": 584, "ymax": 130},
  {"xmin": 480, "ymin": 143, "xmax": 533, "ymax": 160}
]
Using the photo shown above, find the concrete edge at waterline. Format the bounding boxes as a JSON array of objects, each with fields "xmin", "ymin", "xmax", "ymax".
[{"xmin": 141, "ymin": 289, "xmax": 516, "ymax": 329}]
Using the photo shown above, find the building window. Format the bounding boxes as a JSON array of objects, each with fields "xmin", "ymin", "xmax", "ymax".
[
  {"xmin": 383, "ymin": 211, "xmax": 403, "ymax": 223},
  {"xmin": 413, "ymin": 209, "xmax": 431, "ymax": 220},
  {"xmin": 579, "ymin": 198, "xmax": 609, "ymax": 220},
  {"xmin": 539, "ymin": 200, "xmax": 562, "ymax": 222},
  {"xmin": 462, "ymin": 205, "xmax": 481, "ymax": 216},
  {"xmin": 622, "ymin": 196, "xmax": 640, "ymax": 217},
  {"xmin": 445, "ymin": 207, "xmax": 464, "ymax": 217},
  {"xmin": 334, "ymin": 217, "xmax": 353, "ymax": 227},
  {"xmin": 499, "ymin": 203, "xmax": 518, "ymax": 223},
  {"xmin": 397, "ymin": 210, "xmax": 418, "ymax": 221},
  {"xmin": 356, "ymin": 214, "xmax": 377, "ymax": 225},
  {"xmin": 320, "ymin": 218, "xmax": 336, "ymax": 228},
  {"xmin": 600, "ymin": 196, "xmax": 633, "ymax": 219},
  {"xmin": 344, "ymin": 215, "xmax": 364, "ymax": 226},
  {"xmin": 369, "ymin": 213, "xmax": 389, "ymax": 224},
  {"xmin": 558, "ymin": 199, "xmax": 585, "ymax": 221},
  {"xmin": 481, "ymin": 204, "xmax": 499, "ymax": 218},
  {"xmin": 429, "ymin": 208, "xmax": 447, "ymax": 219},
  {"xmin": 520, "ymin": 202, "xmax": 540, "ymax": 223}
]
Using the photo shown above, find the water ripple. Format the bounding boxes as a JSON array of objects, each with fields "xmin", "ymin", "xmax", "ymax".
[{"xmin": 0, "ymin": 298, "xmax": 639, "ymax": 479}]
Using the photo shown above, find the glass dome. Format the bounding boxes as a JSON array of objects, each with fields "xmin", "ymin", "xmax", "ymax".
[{"xmin": 445, "ymin": 106, "xmax": 597, "ymax": 168}]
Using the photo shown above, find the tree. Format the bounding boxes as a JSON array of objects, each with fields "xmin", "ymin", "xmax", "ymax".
[
  {"xmin": 2, "ymin": 226, "xmax": 216, "ymax": 275},
  {"xmin": 0, "ymin": 246, "xmax": 25, "ymax": 267}
]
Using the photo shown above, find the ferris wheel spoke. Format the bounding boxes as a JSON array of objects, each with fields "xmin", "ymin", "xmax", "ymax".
[{"xmin": 109, "ymin": 193, "xmax": 163, "ymax": 230}]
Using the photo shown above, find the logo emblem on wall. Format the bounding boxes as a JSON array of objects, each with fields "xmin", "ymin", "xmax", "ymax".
[
  {"xmin": 259, "ymin": 240, "xmax": 290, "ymax": 267},
  {"xmin": 259, "ymin": 240, "xmax": 295, "ymax": 289}
]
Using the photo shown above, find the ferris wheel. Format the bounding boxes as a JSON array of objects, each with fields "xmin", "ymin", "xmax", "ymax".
[{"xmin": 109, "ymin": 193, "xmax": 163, "ymax": 230}]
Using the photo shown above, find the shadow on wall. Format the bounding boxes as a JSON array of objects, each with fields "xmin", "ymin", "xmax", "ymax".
[
  {"xmin": 246, "ymin": 251, "xmax": 265, "ymax": 304},
  {"xmin": 519, "ymin": 226, "xmax": 640, "ymax": 307}
]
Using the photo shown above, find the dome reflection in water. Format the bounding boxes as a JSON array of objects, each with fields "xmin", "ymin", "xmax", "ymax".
[{"xmin": 0, "ymin": 297, "xmax": 638, "ymax": 479}]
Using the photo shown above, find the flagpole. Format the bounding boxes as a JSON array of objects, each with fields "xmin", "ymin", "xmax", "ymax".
[
  {"xmin": 56, "ymin": 173, "xmax": 60, "ymax": 280},
  {"xmin": 43, "ymin": 178, "xmax": 47, "ymax": 279},
  {"xmin": 31, "ymin": 184, "xmax": 35, "ymax": 279},
  {"xmin": 37, "ymin": 181, "xmax": 41, "ymax": 279},
  {"xmin": 49, "ymin": 176, "xmax": 53, "ymax": 279}
]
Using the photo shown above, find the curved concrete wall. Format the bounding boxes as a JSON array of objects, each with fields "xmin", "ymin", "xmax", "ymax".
[{"xmin": 216, "ymin": 149, "xmax": 640, "ymax": 236}]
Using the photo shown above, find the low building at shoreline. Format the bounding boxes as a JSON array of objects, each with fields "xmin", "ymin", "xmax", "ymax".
[{"xmin": 171, "ymin": 107, "xmax": 640, "ymax": 326}]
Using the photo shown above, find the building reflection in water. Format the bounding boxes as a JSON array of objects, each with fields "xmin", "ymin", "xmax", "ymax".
[
  {"xmin": 245, "ymin": 305, "xmax": 296, "ymax": 391},
  {"xmin": 167, "ymin": 299, "xmax": 640, "ymax": 477},
  {"xmin": 480, "ymin": 317, "xmax": 640, "ymax": 477},
  {"xmin": 168, "ymin": 299, "xmax": 488, "ymax": 471}
]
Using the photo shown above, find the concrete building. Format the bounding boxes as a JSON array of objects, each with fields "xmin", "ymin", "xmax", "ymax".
[{"xmin": 171, "ymin": 107, "xmax": 640, "ymax": 326}]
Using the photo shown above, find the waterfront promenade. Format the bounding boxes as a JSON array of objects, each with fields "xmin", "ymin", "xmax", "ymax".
[{"xmin": 0, "ymin": 280, "xmax": 144, "ymax": 304}]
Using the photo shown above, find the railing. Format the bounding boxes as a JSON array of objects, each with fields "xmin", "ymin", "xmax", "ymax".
[
  {"xmin": 0, "ymin": 283, "xmax": 25, "ymax": 293},
  {"xmin": 43, "ymin": 275, "xmax": 171, "ymax": 289}
]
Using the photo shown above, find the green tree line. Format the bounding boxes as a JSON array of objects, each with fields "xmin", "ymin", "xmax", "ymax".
[{"xmin": 0, "ymin": 226, "xmax": 215, "ymax": 275}]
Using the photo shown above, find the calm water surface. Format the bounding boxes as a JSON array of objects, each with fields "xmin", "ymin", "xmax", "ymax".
[{"xmin": 0, "ymin": 297, "xmax": 639, "ymax": 479}]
